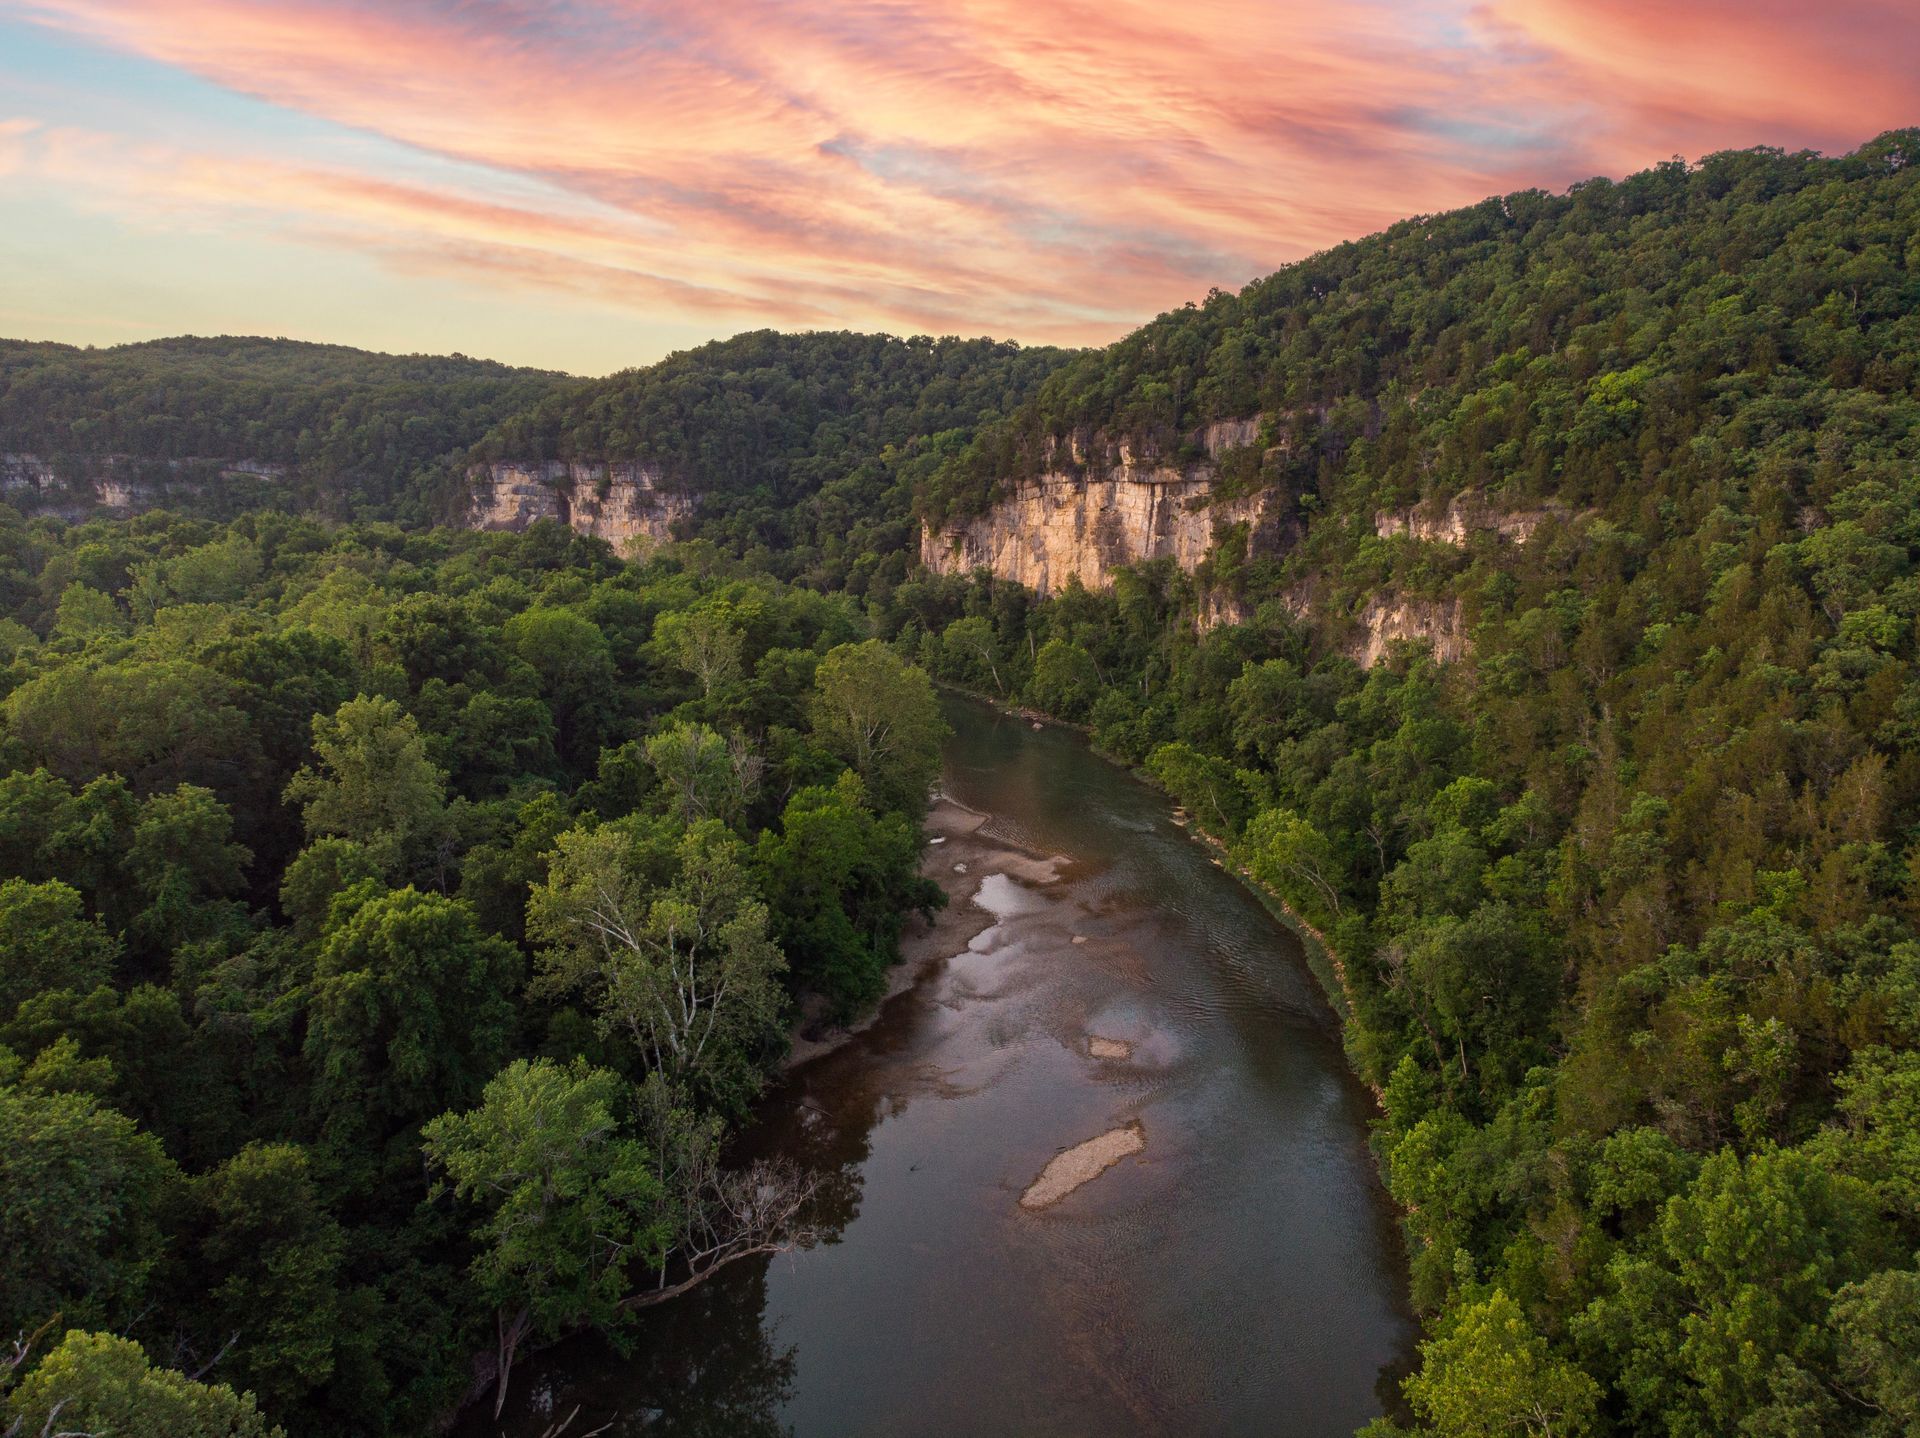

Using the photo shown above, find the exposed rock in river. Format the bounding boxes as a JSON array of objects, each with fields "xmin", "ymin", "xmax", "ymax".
[{"xmin": 1020, "ymin": 1122, "xmax": 1146, "ymax": 1208}]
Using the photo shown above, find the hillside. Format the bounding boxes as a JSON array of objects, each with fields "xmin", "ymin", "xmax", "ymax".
[
  {"xmin": 467, "ymin": 329, "xmax": 1071, "ymax": 591},
  {"xmin": 2, "ymin": 133, "xmax": 1919, "ymax": 1438},
  {"xmin": 0, "ymin": 335, "xmax": 568, "ymax": 520},
  {"xmin": 893, "ymin": 132, "xmax": 1920, "ymax": 1438}
]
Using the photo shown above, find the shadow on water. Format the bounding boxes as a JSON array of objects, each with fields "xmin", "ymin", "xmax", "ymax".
[{"xmin": 466, "ymin": 698, "xmax": 1416, "ymax": 1438}]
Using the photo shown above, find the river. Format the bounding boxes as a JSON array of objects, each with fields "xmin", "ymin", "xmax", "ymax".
[{"xmin": 475, "ymin": 698, "xmax": 1417, "ymax": 1437}]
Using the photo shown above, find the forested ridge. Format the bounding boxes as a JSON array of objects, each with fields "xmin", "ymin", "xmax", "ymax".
[
  {"xmin": 470, "ymin": 329, "xmax": 1070, "ymax": 590},
  {"xmin": 0, "ymin": 337, "xmax": 570, "ymax": 520},
  {"xmin": 895, "ymin": 132, "xmax": 1920, "ymax": 1437},
  {"xmin": 3, "ymin": 132, "xmax": 1920, "ymax": 1437}
]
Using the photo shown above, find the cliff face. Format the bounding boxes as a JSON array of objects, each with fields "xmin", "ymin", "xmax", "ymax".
[
  {"xmin": 1, "ymin": 453, "xmax": 287, "ymax": 518},
  {"xmin": 921, "ymin": 417, "xmax": 1284, "ymax": 596},
  {"xmin": 921, "ymin": 418, "xmax": 1481, "ymax": 667},
  {"xmin": 1373, "ymin": 491, "xmax": 1565, "ymax": 546},
  {"xmin": 1356, "ymin": 593, "xmax": 1468, "ymax": 666},
  {"xmin": 464, "ymin": 461, "xmax": 694, "ymax": 553}
]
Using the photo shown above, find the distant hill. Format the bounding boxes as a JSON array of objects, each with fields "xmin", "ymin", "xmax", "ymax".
[
  {"xmin": 0, "ymin": 335, "xmax": 568, "ymax": 520},
  {"xmin": 923, "ymin": 130, "xmax": 1920, "ymax": 544},
  {"xmin": 468, "ymin": 329, "xmax": 1072, "ymax": 590}
]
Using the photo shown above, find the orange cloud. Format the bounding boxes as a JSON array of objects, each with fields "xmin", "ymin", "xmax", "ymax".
[{"xmin": 9, "ymin": 0, "xmax": 1918, "ymax": 361}]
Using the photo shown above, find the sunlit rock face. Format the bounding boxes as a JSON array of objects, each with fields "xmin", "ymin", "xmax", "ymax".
[
  {"xmin": 920, "ymin": 416, "xmax": 1473, "ymax": 668},
  {"xmin": 1355, "ymin": 592, "xmax": 1468, "ymax": 666},
  {"xmin": 464, "ymin": 460, "xmax": 694, "ymax": 552},
  {"xmin": 920, "ymin": 417, "xmax": 1284, "ymax": 596}
]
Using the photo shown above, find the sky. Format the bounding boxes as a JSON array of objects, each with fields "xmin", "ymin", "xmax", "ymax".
[{"xmin": 1, "ymin": 1, "xmax": 1916, "ymax": 376}]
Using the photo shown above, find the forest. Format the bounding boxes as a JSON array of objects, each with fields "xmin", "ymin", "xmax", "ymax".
[
  {"xmin": 3, "ymin": 131, "xmax": 1920, "ymax": 1437},
  {"xmin": 897, "ymin": 133, "xmax": 1920, "ymax": 1438},
  {"xmin": 0, "ymin": 337, "xmax": 570, "ymax": 521},
  {"xmin": 0, "ymin": 514, "xmax": 947, "ymax": 1435}
]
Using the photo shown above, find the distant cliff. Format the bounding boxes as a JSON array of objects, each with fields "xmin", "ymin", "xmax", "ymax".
[
  {"xmin": 0, "ymin": 452, "xmax": 289, "ymax": 518},
  {"xmin": 463, "ymin": 460, "xmax": 695, "ymax": 552}
]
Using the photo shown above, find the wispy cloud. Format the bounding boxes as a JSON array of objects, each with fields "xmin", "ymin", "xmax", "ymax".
[{"xmin": 4, "ymin": 0, "xmax": 1916, "ymax": 367}]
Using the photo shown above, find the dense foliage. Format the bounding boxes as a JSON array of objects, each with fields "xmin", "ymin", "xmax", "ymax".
[
  {"xmin": 888, "ymin": 133, "xmax": 1920, "ymax": 1437},
  {"xmin": 0, "ymin": 512, "xmax": 943, "ymax": 1435},
  {"xmin": 472, "ymin": 329, "xmax": 1068, "ymax": 589},
  {"xmin": 6, "ymin": 130, "xmax": 1920, "ymax": 1438},
  {"xmin": 0, "ymin": 336, "xmax": 567, "ymax": 520}
]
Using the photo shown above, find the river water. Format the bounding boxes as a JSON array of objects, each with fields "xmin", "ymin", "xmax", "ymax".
[{"xmin": 479, "ymin": 699, "xmax": 1416, "ymax": 1437}]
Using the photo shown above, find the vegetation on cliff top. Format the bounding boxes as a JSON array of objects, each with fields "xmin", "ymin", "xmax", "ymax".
[
  {"xmin": 889, "ymin": 132, "xmax": 1920, "ymax": 1438},
  {"xmin": 3, "ymin": 132, "xmax": 1920, "ymax": 1436},
  {"xmin": 0, "ymin": 336, "xmax": 568, "ymax": 519},
  {"xmin": 470, "ymin": 328, "xmax": 1070, "ymax": 590}
]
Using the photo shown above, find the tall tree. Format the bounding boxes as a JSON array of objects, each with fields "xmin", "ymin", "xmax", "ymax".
[{"xmin": 810, "ymin": 640, "xmax": 946, "ymax": 817}]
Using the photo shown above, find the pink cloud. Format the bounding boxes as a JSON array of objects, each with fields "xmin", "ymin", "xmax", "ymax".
[{"xmin": 10, "ymin": 0, "xmax": 1918, "ymax": 356}]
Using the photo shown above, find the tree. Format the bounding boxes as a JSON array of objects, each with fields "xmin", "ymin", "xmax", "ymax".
[
  {"xmin": 940, "ymin": 615, "xmax": 1004, "ymax": 694},
  {"xmin": 1403, "ymin": 1291, "xmax": 1599, "ymax": 1438},
  {"xmin": 530, "ymin": 821, "xmax": 787, "ymax": 1113},
  {"xmin": 1147, "ymin": 741, "xmax": 1256, "ymax": 836},
  {"xmin": 811, "ymin": 640, "xmax": 946, "ymax": 816},
  {"xmin": 284, "ymin": 696, "xmax": 447, "ymax": 869},
  {"xmin": 125, "ymin": 785, "xmax": 251, "ymax": 958},
  {"xmin": 1831, "ymin": 1264, "xmax": 1920, "ymax": 1434},
  {"xmin": 0, "ymin": 1079, "xmax": 177, "ymax": 1338},
  {"xmin": 1238, "ymin": 807, "xmax": 1347, "ymax": 928},
  {"xmin": 0, "ymin": 879, "xmax": 119, "ymax": 1018},
  {"xmin": 189, "ymin": 1143, "xmax": 347, "ymax": 1418},
  {"xmin": 4, "ymin": 1330, "xmax": 282, "ymax": 1438},
  {"xmin": 422, "ymin": 1058, "xmax": 667, "ymax": 1416},
  {"xmin": 502, "ymin": 606, "xmax": 617, "ymax": 769},
  {"xmin": 654, "ymin": 605, "xmax": 744, "ymax": 700},
  {"xmin": 305, "ymin": 886, "xmax": 522, "ymax": 1140},
  {"xmin": 51, "ymin": 581, "xmax": 124, "ymax": 643},
  {"xmin": 755, "ymin": 772, "xmax": 940, "ymax": 1015},
  {"xmin": 1577, "ymin": 1145, "xmax": 1898, "ymax": 1436},
  {"xmin": 3, "ymin": 658, "xmax": 257, "ymax": 798},
  {"xmin": 644, "ymin": 722, "xmax": 760, "ymax": 827},
  {"xmin": 1027, "ymin": 637, "xmax": 1100, "ymax": 720},
  {"xmin": 1226, "ymin": 658, "xmax": 1308, "ymax": 766}
]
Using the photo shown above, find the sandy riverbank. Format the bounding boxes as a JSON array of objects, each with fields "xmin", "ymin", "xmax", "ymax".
[{"xmin": 784, "ymin": 793, "xmax": 1067, "ymax": 1070}]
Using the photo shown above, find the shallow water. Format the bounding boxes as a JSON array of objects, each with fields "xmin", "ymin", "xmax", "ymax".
[{"xmin": 474, "ymin": 699, "xmax": 1416, "ymax": 1437}]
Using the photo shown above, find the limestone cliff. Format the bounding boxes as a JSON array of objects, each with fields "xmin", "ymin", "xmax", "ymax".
[
  {"xmin": 1, "ymin": 453, "xmax": 287, "ymax": 518},
  {"xmin": 464, "ymin": 461, "xmax": 694, "ymax": 553},
  {"xmin": 1373, "ymin": 491, "xmax": 1565, "ymax": 546},
  {"xmin": 920, "ymin": 417, "xmax": 1284, "ymax": 595},
  {"xmin": 921, "ymin": 416, "xmax": 1477, "ymax": 667},
  {"xmin": 1204, "ymin": 583, "xmax": 1467, "ymax": 668},
  {"xmin": 1355, "ymin": 593, "xmax": 1468, "ymax": 667}
]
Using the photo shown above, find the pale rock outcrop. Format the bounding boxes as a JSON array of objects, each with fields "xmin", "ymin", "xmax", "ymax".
[
  {"xmin": 464, "ymin": 460, "xmax": 695, "ymax": 553},
  {"xmin": 0, "ymin": 453, "xmax": 286, "ymax": 518},
  {"xmin": 922, "ymin": 417, "xmax": 1280, "ymax": 596},
  {"xmin": 1356, "ymin": 594, "xmax": 1468, "ymax": 667},
  {"xmin": 1204, "ymin": 581, "xmax": 1466, "ymax": 667},
  {"xmin": 1373, "ymin": 491, "xmax": 1563, "ymax": 546}
]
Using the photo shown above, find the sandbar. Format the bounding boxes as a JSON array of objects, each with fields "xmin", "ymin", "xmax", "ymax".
[{"xmin": 1020, "ymin": 1123, "xmax": 1145, "ymax": 1209}]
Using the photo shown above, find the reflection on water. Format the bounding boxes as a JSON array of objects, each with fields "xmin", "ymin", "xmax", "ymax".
[{"xmin": 468, "ymin": 699, "xmax": 1416, "ymax": 1438}]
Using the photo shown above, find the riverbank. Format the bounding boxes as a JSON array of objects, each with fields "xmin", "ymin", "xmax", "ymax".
[
  {"xmin": 933, "ymin": 693, "xmax": 1377, "ymax": 1100},
  {"xmin": 472, "ymin": 692, "xmax": 1418, "ymax": 1438},
  {"xmin": 784, "ymin": 792, "xmax": 1067, "ymax": 1070}
]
